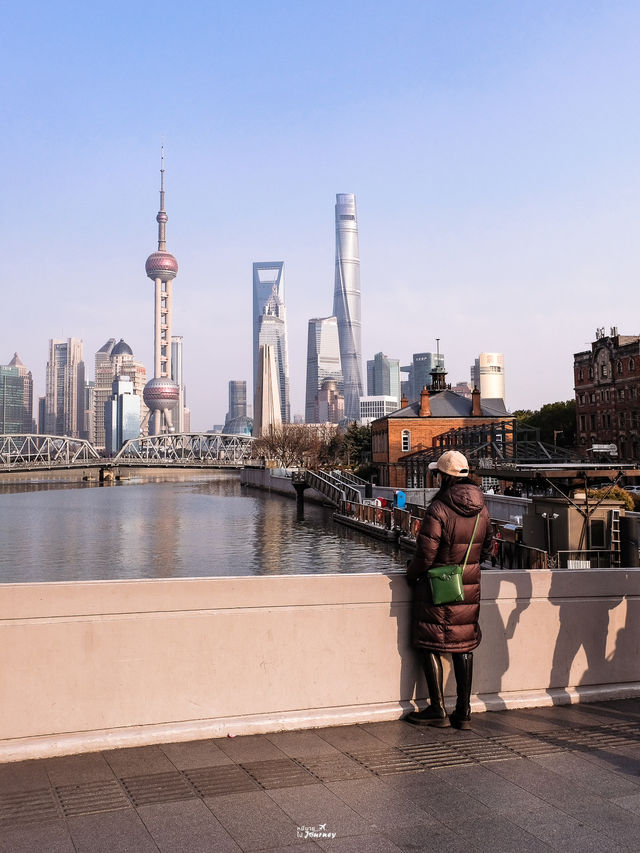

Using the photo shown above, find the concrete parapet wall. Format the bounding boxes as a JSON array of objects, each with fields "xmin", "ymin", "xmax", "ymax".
[{"xmin": 1, "ymin": 569, "xmax": 639, "ymax": 762}]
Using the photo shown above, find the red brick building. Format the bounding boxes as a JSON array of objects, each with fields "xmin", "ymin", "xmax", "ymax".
[
  {"xmin": 574, "ymin": 329, "xmax": 640, "ymax": 461},
  {"xmin": 371, "ymin": 383, "xmax": 512, "ymax": 487}
]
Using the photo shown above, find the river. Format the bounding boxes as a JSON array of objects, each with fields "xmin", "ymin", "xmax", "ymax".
[{"xmin": 0, "ymin": 473, "xmax": 405, "ymax": 583}]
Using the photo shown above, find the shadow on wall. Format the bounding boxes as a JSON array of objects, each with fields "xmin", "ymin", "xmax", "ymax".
[
  {"xmin": 548, "ymin": 572, "xmax": 624, "ymax": 703},
  {"xmin": 389, "ymin": 575, "xmax": 424, "ymax": 713},
  {"xmin": 476, "ymin": 572, "xmax": 532, "ymax": 710}
]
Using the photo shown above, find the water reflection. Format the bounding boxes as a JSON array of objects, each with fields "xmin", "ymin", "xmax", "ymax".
[{"xmin": 0, "ymin": 475, "xmax": 405, "ymax": 582}]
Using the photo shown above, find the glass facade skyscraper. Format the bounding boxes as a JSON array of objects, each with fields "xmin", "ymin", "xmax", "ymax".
[
  {"xmin": 367, "ymin": 352, "xmax": 401, "ymax": 408},
  {"xmin": 253, "ymin": 262, "xmax": 290, "ymax": 423},
  {"xmin": 305, "ymin": 316, "xmax": 343, "ymax": 423},
  {"xmin": 332, "ymin": 193, "xmax": 362, "ymax": 421},
  {"xmin": 45, "ymin": 338, "xmax": 85, "ymax": 438}
]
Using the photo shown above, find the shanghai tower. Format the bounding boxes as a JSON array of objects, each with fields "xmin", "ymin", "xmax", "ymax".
[{"xmin": 332, "ymin": 193, "xmax": 363, "ymax": 421}]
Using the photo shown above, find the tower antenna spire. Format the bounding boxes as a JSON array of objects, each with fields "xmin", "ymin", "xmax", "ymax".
[{"xmin": 157, "ymin": 145, "xmax": 167, "ymax": 251}]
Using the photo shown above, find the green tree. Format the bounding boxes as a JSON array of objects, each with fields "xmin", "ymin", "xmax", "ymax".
[
  {"xmin": 513, "ymin": 400, "xmax": 576, "ymax": 447},
  {"xmin": 341, "ymin": 422, "xmax": 372, "ymax": 468}
]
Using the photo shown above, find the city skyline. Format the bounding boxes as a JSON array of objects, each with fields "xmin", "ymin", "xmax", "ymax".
[{"xmin": 4, "ymin": 3, "xmax": 640, "ymax": 430}]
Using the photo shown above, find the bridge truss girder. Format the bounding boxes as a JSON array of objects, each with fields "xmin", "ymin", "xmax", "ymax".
[
  {"xmin": 0, "ymin": 434, "xmax": 101, "ymax": 469},
  {"xmin": 114, "ymin": 432, "xmax": 255, "ymax": 466}
]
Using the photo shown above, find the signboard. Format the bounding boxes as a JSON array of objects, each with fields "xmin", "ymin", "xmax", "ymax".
[{"xmin": 590, "ymin": 444, "xmax": 618, "ymax": 454}]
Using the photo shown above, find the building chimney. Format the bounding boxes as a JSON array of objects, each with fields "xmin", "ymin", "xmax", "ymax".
[
  {"xmin": 419, "ymin": 386, "xmax": 431, "ymax": 417},
  {"xmin": 400, "ymin": 394, "xmax": 408, "ymax": 409},
  {"xmin": 471, "ymin": 386, "xmax": 482, "ymax": 416}
]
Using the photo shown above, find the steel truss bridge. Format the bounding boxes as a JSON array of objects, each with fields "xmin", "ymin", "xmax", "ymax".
[{"xmin": 0, "ymin": 433, "xmax": 255, "ymax": 473}]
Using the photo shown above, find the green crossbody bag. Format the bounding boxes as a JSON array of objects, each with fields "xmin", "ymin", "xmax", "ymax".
[{"xmin": 427, "ymin": 514, "xmax": 480, "ymax": 605}]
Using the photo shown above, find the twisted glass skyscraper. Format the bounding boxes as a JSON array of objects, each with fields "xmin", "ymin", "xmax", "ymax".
[{"xmin": 332, "ymin": 193, "xmax": 362, "ymax": 421}]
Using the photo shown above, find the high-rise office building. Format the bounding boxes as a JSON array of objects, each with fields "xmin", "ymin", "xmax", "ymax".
[
  {"xmin": 104, "ymin": 376, "xmax": 141, "ymax": 454},
  {"xmin": 305, "ymin": 316, "xmax": 343, "ymax": 423},
  {"xmin": 0, "ymin": 354, "xmax": 33, "ymax": 432},
  {"xmin": 332, "ymin": 193, "xmax": 362, "ymax": 421},
  {"xmin": 143, "ymin": 150, "xmax": 180, "ymax": 435},
  {"xmin": 92, "ymin": 338, "xmax": 147, "ymax": 448},
  {"xmin": 401, "ymin": 352, "xmax": 445, "ymax": 400},
  {"xmin": 253, "ymin": 344, "xmax": 282, "ymax": 437},
  {"xmin": 317, "ymin": 379, "xmax": 344, "ymax": 424},
  {"xmin": 45, "ymin": 338, "xmax": 85, "ymax": 437},
  {"xmin": 224, "ymin": 380, "xmax": 252, "ymax": 435},
  {"xmin": 253, "ymin": 262, "xmax": 290, "ymax": 423},
  {"xmin": 171, "ymin": 335, "xmax": 187, "ymax": 432},
  {"xmin": 367, "ymin": 352, "xmax": 401, "ymax": 408},
  {"xmin": 471, "ymin": 353, "xmax": 506, "ymax": 404}
]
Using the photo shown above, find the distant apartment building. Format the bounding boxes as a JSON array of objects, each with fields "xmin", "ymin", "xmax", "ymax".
[
  {"xmin": 367, "ymin": 352, "xmax": 401, "ymax": 408},
  {"xmin": 574, "ymin": 327, "xmax": 640, "ymax": 460},
  {"xmin": 92, "ymin": 338, "xmax": 147, "ymax": 448},
  {"xmin": 253, "ymin": 262, "xmax": 290, "ymax": 423},
  {"xmin": 317, "ymin": 379, "xmax": 344, "ymax": 424},
  {"xmin": 359, "ymin": 395, "xmax": 399, "ymax": 426},
  {"xmin": 45, "ymin": 338, "xmax": 86, "ymax": 438},
  {"xmin": 171, "ymin": 336, "xmax": 189, "ymax": 433},
  {"xmin": 471, "ymin": 352, "xmax": 506, "ymax": 405},
  {"xmin": 0, "ymin": 353, "xmax": 33, "ymax": 433},
  {"xmin": 305, "ymin": 316, "xmax": 343, "ymax": 423}
]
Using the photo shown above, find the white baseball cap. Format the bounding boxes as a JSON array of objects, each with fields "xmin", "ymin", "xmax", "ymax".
[{"xmin": 428, "ymin": 450, "xmax": 470, "ymax": 478}]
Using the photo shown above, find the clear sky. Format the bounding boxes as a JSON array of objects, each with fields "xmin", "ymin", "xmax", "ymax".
[{"xmin": 4, "ymin": 1, "xmax": 640, "ymax": 430}]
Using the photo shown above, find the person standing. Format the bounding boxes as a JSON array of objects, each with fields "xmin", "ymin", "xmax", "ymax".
[{"xmin": 406, "ymin": 451, "xmax": 492, "ymax": 729}]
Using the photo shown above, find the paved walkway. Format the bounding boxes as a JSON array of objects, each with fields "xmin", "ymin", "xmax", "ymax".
[{"xmin": 1, "ymin": 698, "xmax": 639, "ymax": 852}]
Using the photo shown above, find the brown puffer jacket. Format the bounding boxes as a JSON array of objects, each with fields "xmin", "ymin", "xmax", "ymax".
[{"xmin": 407, "ymin": 480, "xmax": 492, "ymax": 653}]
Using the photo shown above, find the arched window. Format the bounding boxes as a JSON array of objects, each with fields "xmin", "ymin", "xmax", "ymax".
[
  {"xmin": 589, "ymin": 366, "xmax": 594, "ymax": 379},
  {"xmin": 630, "ymin": 358, "xmax": 636, "ymax": 372},
  {"xmin": 401, "ymin": 430, "xmax": 411, "ymax": 452},
  {"xmin": 617, "ymin": 360, "xmax": 623, "ymax": 374}
]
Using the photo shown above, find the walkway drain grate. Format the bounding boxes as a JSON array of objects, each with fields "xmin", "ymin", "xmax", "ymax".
[
  {"xmin": 55, "ymin": 780, "xmax": 130, "ymax": 816},
  {"xmin": 185, "ymin": 765, "xmax": 259, "ymax": 797},
  {"xmin": 487, "ymin": 734, "xmax": 565, "ymax": 757},
  {"xmin": 401, "ymin": 742, "xmax": 474, "ymax": 769},
  {"xmin": 0, "ymin": 788, "xmax": 60, "ymax": 827},
  {"xmin": 296, "ymin": 754, "xmax": 373, "ymax": 782},
  {"xmin": 347, "ymin": 748, "xmax": 424, "ymax": 776},
  {"xmin": 240, "ymin": 759, "xmax": 318, "ymax": 789},
  {"xmin": 120, "ymin": 771, "xmax": 197, "ymax": 806},
  {"xmin": 449, "ymin": 738, "xmax": 518, "ymax": 763}
]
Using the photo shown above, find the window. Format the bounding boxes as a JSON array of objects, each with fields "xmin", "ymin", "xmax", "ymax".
[
  {"xmin": 590, "ymin": 520, "xmax": 606, "ymax": 548},
  {"xmin": 580, "ymin": 394, "xmax": 585, "ymax": 404},
  {"xmin": 578, "ymin": 368, "xmax": 584, "ymax": 381},
  {"xmin": 617, "ymin": 360, "xmax": 623, "ymax": 374},
  {"xmin": 590, "ymin": 393, "xmax": 596, "ymax": 403},
  {"xmin": 580, "ymin": 415, "xmax": 586, "ymax": 431},
  {"xmin": 601, "ymin": 363, "xmax": 608, "ymax": 378},
  {"xmin": 590, "ymin": 414, "xmax": 596, "ymax": 429},
  {"xmin": 401, "ymin": 430, "xmax": 411, "ymax": 452},
  {"xmin": 619, "ymin": 389, "xmax": 625, "ymax": 400},
  {"xmin": 630, "ymin": 358, "xmax": 636, "ymax": 372},
  {"xmin": 589, "ymin": 367, "xmax": 594, "ymax": 379}
]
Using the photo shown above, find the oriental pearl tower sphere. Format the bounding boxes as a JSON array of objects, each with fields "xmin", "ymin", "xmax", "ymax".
[{"xmin": 143, "ymin": 149, "xmax": 180, "ymax": 435}]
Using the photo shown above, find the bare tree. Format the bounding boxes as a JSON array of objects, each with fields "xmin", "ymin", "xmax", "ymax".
[{"xmin": 253, "ymin": 424, "xmax": 325, "ymax": 468}]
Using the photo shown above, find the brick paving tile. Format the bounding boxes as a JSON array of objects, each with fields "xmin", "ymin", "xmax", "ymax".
[
  {"xmin": 506, "ymin": 805, "xmax": 627, "ymax": 853},
  {"xmin": 313, "ymin": 726, "xmax": 389, "ymax": 752},
  {"xmin": 206, "ymin": 789, "xmax": 307, "ymax": 850},
  {"xmin": 381, "ymin": 769, "xmax": 493, "ymax": 826},
  {"xmin": 102, "ymin": 745, "xmax": 176, "ymax": 777},
  {"xmin": 456, "ymin": 814, "xmax": 554, "ymax": 853},
  {"xmin": 67, "ymin": 808, "xmax": 160, "ymax": 853},
  {"xmin": 0, "ymin": 818, "xmax": 76, "ymax": 853},
  {"xmin": 531, "ymin": 751, "xmax": 640, "ymax": 798},
  {"xmin": 434, "ymin": 761, "xmax": 553, "ymax": 814},
  {"xmin": 138, "ymin": 798, "xmax": 241, "ymax": 853},
  {"xmin": 42, "ymin": 752, "xmax": 118, "ymax": 786},
  {"xmin": 268, "ymin": 782, "xmax": 372, "ymax": 838},
  {"xmin": 381, "ymin": 820, "xmax": 482, "ymax": 853},
  {"xmin": 0, "ymin": 759, "xmax": 51, "ymax": 795},
  {"xmin": 214, "ymin": 734, "xmax": 289, "ymax": 763},
  {"xmin": 266, "ymin": 730, "xmax": 342, "ymax": 758},
  {"xmin": 611, "ymin": 792, "xmax": 640, "ymax": 815},
  {"xmin": 160, "ymin": 738, "xmax": 234, "ymax": 769},
  {"xmin": 325, "ymin": 778, "xmax": 438, "ymax": 829},
  {"xmin": 555, "ymin": 797, "xmax": 640, "ymax": 849}
]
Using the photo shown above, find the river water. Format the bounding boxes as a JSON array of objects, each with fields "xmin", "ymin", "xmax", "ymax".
[{"xmin": 0, "ymin": 473, "xmax": 405, "ymax": 583}]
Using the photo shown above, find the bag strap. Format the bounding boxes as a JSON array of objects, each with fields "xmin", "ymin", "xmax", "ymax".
[{"xmin": 461, "ymin": 514, "xmax": 481, "ymax": 571}]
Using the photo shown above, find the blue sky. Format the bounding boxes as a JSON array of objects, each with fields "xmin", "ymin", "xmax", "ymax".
[{"xmin": 3, "ymin": 1, "xmax": 640, "ymax": 429}]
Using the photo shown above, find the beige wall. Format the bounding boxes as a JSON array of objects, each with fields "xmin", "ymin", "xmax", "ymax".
[{"xmin": 1, "ymin": 569, "xmax": 639, "ymax": 762}]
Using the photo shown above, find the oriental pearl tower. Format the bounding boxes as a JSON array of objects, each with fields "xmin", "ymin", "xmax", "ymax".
[{"xmin": 143, "ymin": 149, "xmax": 180, "ymax": 435}]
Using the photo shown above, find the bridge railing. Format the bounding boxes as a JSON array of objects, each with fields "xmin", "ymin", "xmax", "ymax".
[{"xmin": 0, "ymin": 434, "xmax": 100, "ymax": 468}]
